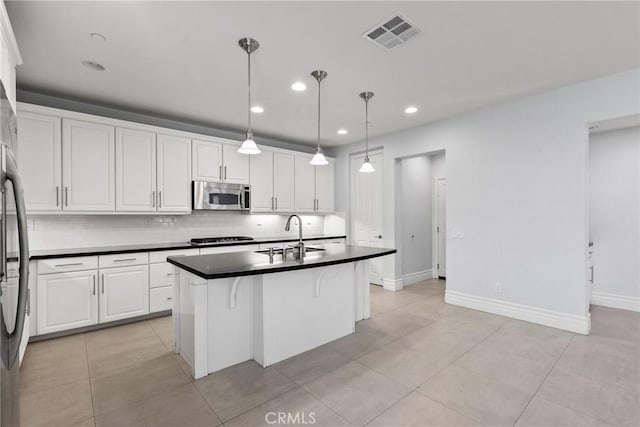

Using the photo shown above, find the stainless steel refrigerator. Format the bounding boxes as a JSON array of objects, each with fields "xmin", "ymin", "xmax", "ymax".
[{"xmin": 0, "ymin": 81, "xmax": 29, "ymax": 427}]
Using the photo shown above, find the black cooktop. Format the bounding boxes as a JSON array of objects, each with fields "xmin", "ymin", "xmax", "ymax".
[{"xmin": 190, "ymin": 236, "xmax": 254, "ymax": 245}]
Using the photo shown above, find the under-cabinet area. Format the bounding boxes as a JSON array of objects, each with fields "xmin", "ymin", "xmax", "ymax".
[{"xmin": 15, "ymin": 103, "xmax": 335, "ymax": 215}]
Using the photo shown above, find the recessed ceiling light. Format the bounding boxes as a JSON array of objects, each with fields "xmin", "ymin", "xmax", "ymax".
[
  {"xmin": 404, "ymin": 106, "xmax": 418, "ymax": 114},
  {"xmin": 81, "ymin": 60, "xmax": 105, "ymax": 71},
  {"xmin": 291, "ymin": 82, "xmax": 307, "ymax": 92},
  {"xmin": 251, "ymin": 106, "xmax": 264, "ymax": 113},
  {"xmin": 337, "ymin": 129, "xmax": 348, "ymax": 135},
  {"xmin": 90, "ymin": 32, "xmax": 107, "ymax": 42}
]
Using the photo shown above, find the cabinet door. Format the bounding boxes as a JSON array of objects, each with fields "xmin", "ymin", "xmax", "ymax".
[
  {"xmin": 294, "ymin": 156, "xmax": 316, "ymax": 213},
  {"xmin": 314, "ymin": 158, "xmax": 335, "ymax": 213},
  {"xmin": 249, "ymin": 150, "xmax": 273, "ymax": 212},
  {"xmin": 62, "ymin": 119, "xmax": 115, "ymax": 211},
  {"xmin": 222, "ymin": 143, "xmax": 250, "ymax": 184},
  {"xmin": 99, "ymin": 265, "xmax": 149, "ymax": 323},
  {"xmin": 37, "ymin": 270, "xmax": 98, "ymax": 335},
  {"xmin": 192, "ymin": 139, "xmax": 222, "ymax": 182},
  {"xmin": 115, "ymin": 127, "xmax": 156, "ymax": 212},
  {"xmin": 273, "ymin": 152, "xmax": 295, "ymax": 212},
  {"xmin": 16, "ymin": 112, "xmax": 62, "ymax": 211},
  {"xmin": 157, "ymin": 134, "xmax": 191, "ymax": 212}
]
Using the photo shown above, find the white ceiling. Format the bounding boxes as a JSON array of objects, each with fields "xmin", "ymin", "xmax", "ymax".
[{"xmin": 7, "ymin": 1, "xmax": 640, "ymax": 147}]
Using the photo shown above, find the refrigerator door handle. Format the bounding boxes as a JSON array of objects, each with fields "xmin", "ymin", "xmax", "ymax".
[{"xmin": 1, "ymin": 147, "xmax": 30, "ymax": 369}]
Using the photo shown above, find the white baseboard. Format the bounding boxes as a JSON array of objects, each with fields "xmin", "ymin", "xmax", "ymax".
[
  {"xmin": 402, "ymin": 269, "xmax": 434, "ymax": 286},
  {"xmin": 382, "ymin": 278, "xmax": 403, "ymax": 291},
  {"xmin": 591, "ymin": 292, "xmax": 640, "ymax": 312},
  {"xmin": 445, "ymin": 290, "xmax": 591, "ymax": 335}
]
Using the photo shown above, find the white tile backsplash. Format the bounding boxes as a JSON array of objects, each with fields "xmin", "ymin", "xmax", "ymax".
[{"xmin": 24, "ymin": 213, "xmax": 326, "ymax": 251}]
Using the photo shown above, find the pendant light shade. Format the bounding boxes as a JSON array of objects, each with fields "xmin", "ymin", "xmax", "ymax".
[
  {"xmin": 358, "ymin": 91, "xmax": 375, "ymax": 173},
  {"xmin": 309, "ymin": 70, "xmax": 328, "ymax": 166},
  {"xmin": 238, "ymin": 38, "xmax": 261, "ymax": 155}
]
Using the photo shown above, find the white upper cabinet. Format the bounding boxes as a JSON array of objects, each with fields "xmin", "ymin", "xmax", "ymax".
[
  {"xmin": 191, "ymin": 138, "xmax": 249, "ymax": 184},
  {"xmin": 222, "ymin": 143, "xmax": 250, "ymax": 184},
  {"xmin": 16, "ymin": 112, "xmax": 62, "ymax": 211},
  {"xmin": 314, "ymin": 159, "xmax": 335, "ymax": 213},
  {"xmin": 157, "ymin": 134, "xmax": 191, "ymax": 212},
  {"xmin": 62, "ymin": 119, "xmax": 115, "ymax": 211},
  {"xmin": 273, "ymin": 152, "xmax": 295, "ymax": 212},
  {"xmin": 115, "ymin": 127, "xmax": 156, "ymax": 212},
  {"xmin": 249, "ymin": 149, "xmax": 274, "ymax": 212},
  {"xmin": 294, "ymin": 155, "xmax": 316, "ymax": 213},
  {"xmin": 192, "ymin": 139, "xmax": 222, "ymax": 182}
]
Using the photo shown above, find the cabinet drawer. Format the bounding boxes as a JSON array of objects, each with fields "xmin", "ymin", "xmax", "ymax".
[
  {"xmin": 37, "ymin": 256, "xmax": 98, "ymax": 274},
  {"xmin": 149, "ymin": 248, "xmax": 198, "ymax": 264},
  {"xmin": 99, "ymin": 252, "xmax": 148, "ymax": 268},
  {"xmin": 150, "ymin": 286, "xmax": 173, "ymax": 312},
  {"xmin": 150, "ymin": 262, "xmax": 175, "ymax": 288}
]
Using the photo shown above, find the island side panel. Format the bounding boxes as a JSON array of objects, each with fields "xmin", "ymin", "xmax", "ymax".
[
  {"xmin": 354, "ymin": 260, "xmax": 371, "ymax": 321},
  {"xmin": 206, "ymin": 276, "xmax": 253, "ymax": 373},
  {"xmin": 175, "ymin": 270, "xmax": 209, "ymax": 379},
  {"xmin": 258, "ymin": 263, "xmax": 356, "ymax": 367}
]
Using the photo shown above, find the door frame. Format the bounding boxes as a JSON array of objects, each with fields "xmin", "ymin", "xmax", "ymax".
[{"xmin": 432, "ymin": 176, "xmax": 446, "ymax": 279}]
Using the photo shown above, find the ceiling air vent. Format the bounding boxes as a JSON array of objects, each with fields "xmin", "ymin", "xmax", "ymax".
[{"xmin": 362, "ymin": 13, "xmax": 422, "ymax": 50}]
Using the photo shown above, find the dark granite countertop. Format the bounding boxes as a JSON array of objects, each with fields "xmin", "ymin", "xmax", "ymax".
[
  {"xmin": 166, "ymin": 244, "xmax": 396, "ymax": 280},
  {"xmin": 10, "ymin": 235, "xmax": 347, "ymax": 262}
]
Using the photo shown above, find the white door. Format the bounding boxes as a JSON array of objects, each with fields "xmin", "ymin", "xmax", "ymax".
[
  {"xmin": 62, "ymin": 119, "xmax": 115, "ymax": 211},
  {"xmin": 192, "ymin": 139, "xmax": 222, "ymax": 182},
  {"xmin": 294, "ymin": 155, "xmax": 316, "ymax": 213},
  {"xmin": 99, "ymin": 265, "xmax": 149, "ymax": 323},
  {"xmin": 115, "ymin": 127, "xmax": 156, "ymax": 212},
  {"xmin": 222, "ymin": 143, "xmax": 250, "ymax": 184},
  {"xmin": 436, "ymin": 178, "xmax": 447, "ymax": 278},
  {"xmin": 351, "ymin": 152, "xmax": 384, "ymax": 285},
  {"xmin": 314, "ymin": 158, "xmax": 335, "ymax": 213},
  {"xmin": 157, "ymin": 134, "xmax": 191, "ymax": 212},
  {"xmin": 273, "ymin": 152, "xmax": 295, "ymax": 212},
  {"xmin": 250, "ymin": 149, "xmax": 274, "ymax": 212},
  {"xmin": 37, "ymin": 270, "xmax": 98, "ymax": 334},
  {"xmin": 16, "ymin": 112, "xmax": 62, "ymax": 211}
]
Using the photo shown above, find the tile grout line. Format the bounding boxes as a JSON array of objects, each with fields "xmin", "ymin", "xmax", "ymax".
[
  {"xmin": 511, "ymin": 332, "xmax": 576, "ymax": 426},
  {"xmin": 84, "ymin": 333, "xmax": 98, "ymax": 426}
]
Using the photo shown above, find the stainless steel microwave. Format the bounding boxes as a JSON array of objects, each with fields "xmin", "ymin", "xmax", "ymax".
[{"xmin": 192, "ymin": 181, "xmax": 251, "ymax": 211}]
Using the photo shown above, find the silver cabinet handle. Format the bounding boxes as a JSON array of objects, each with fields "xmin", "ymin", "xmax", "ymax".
[
  {"xmin": 589, "ymin": 266, "xmax": 594, "ymax": 283},
  {"xmin": 65, "ymin": 187, "xmax": 68, "ymax": 206},
  {"xmin": 375, "ymin": 235, "xmax": 383, "ymax": 239},
  {"xmin": 56, "ymin": 186, "xmax": 59, "ymax": 207},
  {"xmin": 219, "ymin": 165, "xmax": 222, "ymax": 180},
  {"xmin": 54, "ymin": 262, "xmax": 83, "ymax": 268},
  {"xmin": 224, "ymin": 166, "xmax": 227, "ymax": 181},
  {"xmin": 101, "ymin": 273, "xmax": 105, "ymax": 294},
  {"xmin": 92, "ymin": 275, "xmax": 96, "ymax": 295},
  {"xmin": 275, "ymin": 197, "xmax": 278, "ymax": 210},
  {"xmin": 166, "ymin": 297, "xmax": 173, "ymax": 301},
  {"xmin": 271, "ymin": 196, "xmax": 274, "ymax": 211},
  {"xmin": 158, "ymin": 191, "xmax": 162, "ymax": 208},
  {"xmin": 113, "ymin": 258, "xmax": 137, "ymax": 263},
  {"xmin": 152, "ymin": 191, "xmax": 156, "ymax": 208}
]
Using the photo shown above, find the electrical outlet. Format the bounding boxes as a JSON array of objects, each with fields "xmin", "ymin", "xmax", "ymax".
[
  {"xmin": 452, "ymin": 228, "xmax": 465, "ymax": 239},
  {"xmin": 494, "ymin": 282, "xmax": 503, "ymax": 295}
]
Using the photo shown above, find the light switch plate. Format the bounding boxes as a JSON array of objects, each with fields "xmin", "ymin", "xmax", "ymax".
[{"xmin": 452, "ymin": 228, "xmax": 465, "ymax": 239}]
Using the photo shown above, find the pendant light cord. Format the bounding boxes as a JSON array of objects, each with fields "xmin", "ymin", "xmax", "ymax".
[
  {"xmin": 365, "ymin": 98, "xmax": 369, "ymax": 160},
  {"xmin": 247, "ymin": 48, "xmax": 252, "ymax": 133},
  {"xmin": 317, "ymin": 78, "xmax": 321, "ymax": 151}
]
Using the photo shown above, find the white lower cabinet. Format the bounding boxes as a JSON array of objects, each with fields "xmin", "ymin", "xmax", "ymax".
[
  {"xmin": 37, "ymin": 269, "xmax": 99, "ymax": 335},
  {"xmin": 99, "ymin": 265, "xmax": 149, "ymax": 323},
  {"xmin": 150, "ymin": 286, "xmax": 173, "ymax": 313}
]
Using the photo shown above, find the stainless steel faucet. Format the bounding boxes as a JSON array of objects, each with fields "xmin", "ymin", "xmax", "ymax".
[{"xmin": 285, "ymin": 214, "xmax": 305, "ymax": 259}]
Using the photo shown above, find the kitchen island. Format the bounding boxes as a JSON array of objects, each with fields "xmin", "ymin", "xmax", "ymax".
[{"xmin": 167, "ymin": 244, "xmax": 395, "ymax": 379}]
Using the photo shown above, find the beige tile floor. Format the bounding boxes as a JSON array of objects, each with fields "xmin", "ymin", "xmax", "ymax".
[{"xmin": 20, "ymin": 279, "xmax": 640, "ymax": 427}]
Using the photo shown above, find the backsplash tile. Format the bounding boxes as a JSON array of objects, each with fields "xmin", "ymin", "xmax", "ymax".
[{"xmin": 22, "ymin": 213, "xmax": 326, "ymax": 251}]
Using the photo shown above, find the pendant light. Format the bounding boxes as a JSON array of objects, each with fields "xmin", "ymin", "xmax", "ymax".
[
  {"xmin": 309, "ymin": 70, "xmax": 329, "ymax": 166},
  {"xmin": 358, "ymin": 91, "xmax": 375, "ymax": 173},
  {"xmin": 238, "ymin": 38, "xmax": 261, "ymax": 155}
]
